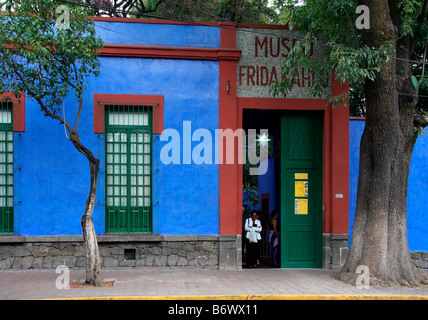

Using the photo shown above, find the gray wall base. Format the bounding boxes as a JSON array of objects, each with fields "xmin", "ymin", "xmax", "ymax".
[
  {"xmin": 323, "ymin": 233, "xmax": 427, "ymax": 270},
  {"xmin": 0, "ymin": 235, "xmax": 242, "ymax": 270},
  {"xmin": 2, "ymin": 234, "xmax": 425, "ymax": 270},
  {"xmin": 323, "ymin": 233, "xmax": 349, "ymax": 270}
]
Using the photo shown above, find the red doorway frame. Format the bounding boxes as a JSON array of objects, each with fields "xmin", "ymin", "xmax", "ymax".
[{"xmin": 218, "ymin": 25, "xmax": 349, "ymax": 238}]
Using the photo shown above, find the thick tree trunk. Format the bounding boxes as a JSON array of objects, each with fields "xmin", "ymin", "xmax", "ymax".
[
  {"xmin": 339, "ymin": 96, "xmax": 428, "ymax": 286},
  {"xmin": 338, "ymin": 0, "xmax": 428, "ymax": 287},
  {"xmin": 69, "ymin": 131, "xmax": 102, "ymax": 287}
]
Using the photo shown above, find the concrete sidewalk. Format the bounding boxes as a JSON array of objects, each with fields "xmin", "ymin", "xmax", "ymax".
[{"xmin": 0, "ymin": 268, "xmax": 427, "ymax": 300}]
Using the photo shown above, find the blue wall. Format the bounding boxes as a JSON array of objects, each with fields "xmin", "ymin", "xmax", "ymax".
[
  {"xmin": 349, "ymin": 120, "xmax": 428, "ymax": 252},
  {"xmin": 14, "ymin": 21, "xmax": 220, "ymax": 236},
  {"xmin": 94, "ymin": 21, "xmax": 220, "ymax": 48},
  {"xmin": 258, "ymin": 157, "xmax": 277, "ymax": 215}
]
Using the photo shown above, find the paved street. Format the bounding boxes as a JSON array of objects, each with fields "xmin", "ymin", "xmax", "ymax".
[{"xmin": 0, "ymin": 268, "xmax": 427, "ymax": 300}]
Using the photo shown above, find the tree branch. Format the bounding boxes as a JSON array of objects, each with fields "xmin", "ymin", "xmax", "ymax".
[
  {"xmin": 8, "ymin": 57, "xmax": 74, "ymax": 134},
  {"xmin": 418, "ymin": 40, "xmax": 427, "ymax": 86},
  {"xmin": 75, "ymin": 97, "xmax": 84, "ymax": 131},
  {"xmin": 72, "ymin": 61, "xmax": 84, "ymax": 131},
  {"xmin": 68, "ymin": 129, "xmax": 98, "ymax": 163},
  {"xmin": 418, "ymin": 0, "xmax": 428, "ymax": 24},
  {"xmin": 414, "ymin": 113, "xmax": 428, "ymax": 129},
  {"xmin": 36, "ymin": 95, "xmax": 74, "ymax": 135},
  {"xmin": 134, "ymin": 0, "xmax": 164, "ymax": 17}
]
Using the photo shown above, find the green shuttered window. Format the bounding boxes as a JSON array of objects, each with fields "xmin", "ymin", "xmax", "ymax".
[
  {"xmin": 0, "ymin": 101, "xmax": 13, "ymax": 235},
  {"xmin": 105, "ymin": 104, "xmax": 153, "ymax": 234}
]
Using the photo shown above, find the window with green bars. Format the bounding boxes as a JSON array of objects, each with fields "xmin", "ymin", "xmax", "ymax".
[
  {"xmin": 0, "ymin": 101, "xmax": 13, "ymax": 235},
  {"xmin": 105, "ymin": 104, "xmax": 153, "ymax": 235}
]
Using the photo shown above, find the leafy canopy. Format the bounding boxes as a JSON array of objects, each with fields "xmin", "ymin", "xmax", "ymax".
[
  {"xmin": 0, "ymin": 0, "xmax": 103, "ymax": 116},
  {"xmin": 104, "ymin": 0, "xmax": 280, "ymax": 24},
  {"xmin": 270, "ymin": 0, "xmax": 428, "ymax": 110}
]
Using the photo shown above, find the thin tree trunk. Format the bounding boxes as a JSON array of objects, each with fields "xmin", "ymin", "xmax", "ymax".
[
  {"xmin": 69, "ymin": 131, "xmax": 102, "ymax": 287},
  {"xmin": 81, "ymin": 158, "xmax": 101, "ymax": 286}
]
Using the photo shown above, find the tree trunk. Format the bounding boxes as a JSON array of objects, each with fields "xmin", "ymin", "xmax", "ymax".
[
  {"xmin": 81, "ymin": 157, "xmax": 101, "ymax": 286},
  {"xmin": 338, "ymin": 0, "xmax": 428, "ymax": 287},
  {"xmin": 69, "ymin": 131, "xmax": 102, "ymax": 287},
  {"xmin": 339, "ymin": 93, "xmax": 428, "ymax": 286}
]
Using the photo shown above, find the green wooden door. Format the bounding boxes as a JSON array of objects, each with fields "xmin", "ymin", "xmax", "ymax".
[{"xmin": 280, "ymin": 113, "xmax": 323, "ymax": 268}]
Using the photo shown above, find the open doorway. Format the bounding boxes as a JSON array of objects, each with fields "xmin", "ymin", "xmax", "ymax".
[
  {"xmin": 242, "ymin": 109, "xmax": 281, "ymax": 269},
  {"xmin": 241, "ymin": 109, "xmax": 324, "ymax": 269}
]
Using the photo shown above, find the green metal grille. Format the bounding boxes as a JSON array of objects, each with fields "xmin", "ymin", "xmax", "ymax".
[
  {"xmin": 105, "ymin": 104, "xmax": 153, "ymax": 234},
  {"xmin": 0, "ymin": 101, "xmax": 13, "ymax": 235}
]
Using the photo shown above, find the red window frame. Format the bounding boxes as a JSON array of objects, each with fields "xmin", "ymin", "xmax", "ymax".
[
  {"xmin": 93, "ymin": 94, "xmax": 164, "ymax": 134},
  {"xmin": 0, "ymin": 92, "xmax": 25, "ymax": 132}
]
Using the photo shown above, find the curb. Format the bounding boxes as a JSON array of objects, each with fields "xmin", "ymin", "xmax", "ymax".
[{"xmin": 48, "ymin": 294, "xmax": 428, "ymax": 300}]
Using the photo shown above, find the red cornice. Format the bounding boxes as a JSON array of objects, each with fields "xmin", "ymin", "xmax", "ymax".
[{"xmin": 100, "ymin": 43, "xmax": 241, "ymax": 61}]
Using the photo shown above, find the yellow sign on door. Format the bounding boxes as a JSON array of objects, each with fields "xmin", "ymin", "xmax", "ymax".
[
  {"xmin": 295, "ymin": 199, "xmax": 308, "ymax": 215},
  {"xmin": 295, "ymin": 173, "xmax": 308, "ymax": 180},
  {"xmin": 295, "ymin": 181, "xmax": 308, "ymax": 197}
]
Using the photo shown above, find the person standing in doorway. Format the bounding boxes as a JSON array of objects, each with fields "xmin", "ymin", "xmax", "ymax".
[
  {"xmin": 269, "ymin": 210, "xmax": 280, "ymax": 267},
  {"xmin": 242, "ymin": 205, "xmax": 250, "ymax": 267},
  {"xmin": 256, "ymin": 210, "xmax": 262, "ymax": 266},
  {"xmin": 245, "ymin": 210, "xmax": 262, "ymax": 268}
]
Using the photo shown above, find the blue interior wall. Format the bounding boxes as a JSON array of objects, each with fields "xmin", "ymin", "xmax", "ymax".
[
  {"xmin": 258, "ymin": 157, "xmax": 277, "ymax": 215},
  {"xmin": 349, "ymin": 120, "xmax": 428, "ymax": 251},
  {"xmin": 14, "ymin": 22, "xmax": 220, "ymax": 236}
]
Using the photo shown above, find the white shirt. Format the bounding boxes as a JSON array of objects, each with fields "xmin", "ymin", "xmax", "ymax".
[{"xmin": 244, "ymin": 218, "xmax": 262, "ymax": 241}]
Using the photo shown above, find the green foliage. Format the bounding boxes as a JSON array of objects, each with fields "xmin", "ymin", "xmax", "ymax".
[
  {"xmin": 412, "ymin": 39, "xmax": 428, "ymax": 114},
  {"xmin": 272, "ymin": 0, "xmax": 299, "ymax": 25},
  {"xmin": 0, "ymin": 0, "xmax": 103, "ymax": 114},
  {"xmin": 242, "ymin": 185, "xmax": 258, "ymax": 210},
  {"xmin": 270, "ymin": 0, "xmax": 427, "ymax": 116},
  {"xmin": 140, "ymin": 0, "xmax": 279, "ymax": 24},
  {"xmin": 270, "ymin": 0, "xmax": 398, "ymax": 103},
  {"xmin": 215, "ymin": 0, "xmax": 278, "ymax": 24},
  {"xmin": 349, "ymin": 81, "xmax": 366, "ymax": 116},
  {"xmin": 270, "ymin": 39, "xmax": 332, "ymax": 99},
  {"xmin": 397, "ymin": 0, "xmax": 425, "ymax": 36}
]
